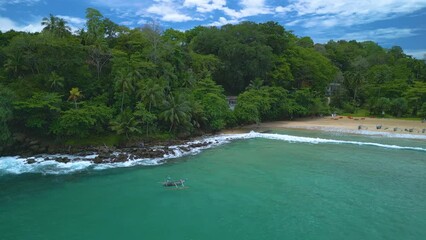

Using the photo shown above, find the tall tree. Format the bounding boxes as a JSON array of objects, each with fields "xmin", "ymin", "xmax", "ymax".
[
  {"xmin": 41, "ymin": 14, "xmax": 71, "ymax": 37},
  {"xmin": 161, "ymin": 94, "xmax": 191, "ymax": 132},
  {"xmin": 114, "ymin": 69, "xmax": 134, "ymax": 112}
]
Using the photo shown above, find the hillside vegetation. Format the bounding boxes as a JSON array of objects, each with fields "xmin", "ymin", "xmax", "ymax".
[{"xmin": 1, "ymin": 8, "xmax": 425, "ymax": 151}]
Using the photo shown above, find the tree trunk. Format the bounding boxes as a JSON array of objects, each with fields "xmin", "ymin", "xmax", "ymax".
[{"xmin": 121, "ymin": 88, "xmax": 125, "ymax": 112}]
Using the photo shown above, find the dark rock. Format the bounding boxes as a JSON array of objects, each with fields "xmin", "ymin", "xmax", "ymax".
[
  {"xmin": 112, "ymin": 153, "xmax": 128, "ymax": 163},
  {"xmin": 13, "ymin": 133, "xmax": 26, "ymax": 143},
  {"xmin": 93, "ymin": 157, "xmax": 105, "ymax": 164},
  {"xmin": 55, "ymin": 157, "xmax": 70, "ymax": 163},
  {"xmin": 29, "ymin": 140, "xmax": 39, "ymax": 146},
  {"xmin": 180, "ymin": 147, "xmax": 190, "ymax": 152},
  {"xmin": 29, "ymin": 144, "xmax": 42, "ymax": 152},
  {"xmin": 26, "ymin": 158, "xmax": 36, "ymax": 164}
]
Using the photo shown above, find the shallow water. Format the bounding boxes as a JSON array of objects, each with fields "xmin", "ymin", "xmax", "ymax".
[{"xmin": 0, "ymin": 130, "xmax": 425, "ymax": 239}]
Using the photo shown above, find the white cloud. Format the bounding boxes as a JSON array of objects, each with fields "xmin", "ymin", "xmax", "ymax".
[
  {"xmin": 54, "ymin": 15, "xmax": 86, "ymax": 32},
  {"xmin": 0, "ymin": 17, "xmax": 43, "ymax": 32},
  {"xmin": 404, "ymin": 49, "xmax": 426, "ymax": 59},
  {"xmin": 207, "ymin": 16, "xmax": 240, "ymax": 26},
  {"xmin": 222, "ymin": 0, "xmax": 271, "ymax": 19},
  {"xmin": 0, "ymin": 0, "xmax": 40, "ymax": 6},
  {"xmin": 280, "ymin": 0, "xmax": 426, "ymax": 28},
  {"xmin": 56, "ymin": 15, "xmax": 85, "ymax": 25},
  {"xmin": 146, "ymin": 1, "xmax": 194, "ymax": 22},
  {"xmin": 120, "ymin": 20, "xmax": 135, "ymax": 26},
  {"xmin": 183, "ymin": 0, "xmax": 226, "ymax": 13},
  {"xmin": 340, "ymin": 28, "xmax": 418, "ymax": 42}
]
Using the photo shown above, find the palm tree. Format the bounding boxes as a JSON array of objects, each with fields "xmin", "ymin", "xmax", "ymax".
[
  {"xmin": 68, "ymin": 87, "xmax": 82, "ymax": 109},
  {"xmin": 41, "ymin": 14, "xmax": 71, "ymax": 37},
  {"xmin": 110, "ymin": 110, "xmax": 142, "ymax": 139},
  {"xmin": 138, "ymin": 78, "xmax": 164, "ymax": 113},
  {"xmin": 160, "ymin": 94, "xmax": 191, "ymax": 132},
  {"xmin": 137, "ymin": 78, "xmax": 164, "ymax": 135},
  {"xmin": 115, "ymin": 69, "xmax": 134, "ymax": 112},
  {"xmin": 246, "ymin": 78, "xmax": 264, "ymax": 90},
  {"xmin": 48, "ymin": 71, "xmax": 64, "ymax": 90}
]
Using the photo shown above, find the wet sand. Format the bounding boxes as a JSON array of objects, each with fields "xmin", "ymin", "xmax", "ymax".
[{"xmin": 223, "ymin": 116, "xmax": 426, "ymax": 138}]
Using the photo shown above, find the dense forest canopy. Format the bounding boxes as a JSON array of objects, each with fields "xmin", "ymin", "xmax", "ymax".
[{"xmin": 1, "ymin": 8, "xmax": 425, "ymax": 150}]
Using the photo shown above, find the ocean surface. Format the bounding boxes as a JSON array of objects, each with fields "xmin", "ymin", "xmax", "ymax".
[{"xmin": 0, "ymin": 129, "xmax": 425, "ymax": 240}]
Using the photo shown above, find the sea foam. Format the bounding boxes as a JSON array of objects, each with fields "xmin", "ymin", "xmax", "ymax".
[{"xmin": 0, "ymin": 131, "xmax": 424, "ymax": 175}]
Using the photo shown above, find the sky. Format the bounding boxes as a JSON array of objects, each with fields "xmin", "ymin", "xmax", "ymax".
[{"xmin": 0, "ymin": 0, "xmax": 425, "ymax": 59}]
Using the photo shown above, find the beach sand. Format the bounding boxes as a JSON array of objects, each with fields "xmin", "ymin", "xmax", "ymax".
[{"xmin": 223, "ymin": 116, "xmax": 426, "ymax": 138}]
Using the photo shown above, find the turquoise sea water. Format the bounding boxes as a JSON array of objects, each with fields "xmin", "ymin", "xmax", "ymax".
[{"xmin": 0, "ymin": 130, "xmax": 425, "ymax": 240}]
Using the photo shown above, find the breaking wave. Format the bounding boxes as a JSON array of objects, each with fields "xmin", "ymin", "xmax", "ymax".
[{"xmin": 0, "ymin": 131, "xmax": 425, "ymax": 175}]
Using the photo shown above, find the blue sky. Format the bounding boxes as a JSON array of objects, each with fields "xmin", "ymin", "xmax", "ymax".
[{"xmin": 0, "ymin": 0, "xmax": 425, "ymax": 58}]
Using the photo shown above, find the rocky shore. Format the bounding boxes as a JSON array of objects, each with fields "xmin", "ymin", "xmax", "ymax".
[{"xmin": 2, "ymin": 133, "xmax": 217, "ymax": 165}]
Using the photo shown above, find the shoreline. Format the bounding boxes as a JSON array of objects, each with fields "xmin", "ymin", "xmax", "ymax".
[
  {"xmin": 0, "ymin": 116, "xmax": 426, "ymax": 159},
  {"xmin": 222, "ymin": 116, "xmax": 426, "ymax": 139}
]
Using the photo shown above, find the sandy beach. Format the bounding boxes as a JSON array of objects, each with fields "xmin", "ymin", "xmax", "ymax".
[{"xmin": 223, "ymin": 116, "xmax": 426, "ymax": 138}]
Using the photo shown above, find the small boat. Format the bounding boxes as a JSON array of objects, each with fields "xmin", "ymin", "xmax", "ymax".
[{"xmin": 163, "ymin": 179, "xmax": 185, "ymax": 187}]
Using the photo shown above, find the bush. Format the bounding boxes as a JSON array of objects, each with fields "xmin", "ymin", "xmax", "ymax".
[
  {"xmin": 390, "ymin": 98, "xmax": 408, "ymax": 117},
  {"xmin": 418, "ymin": 102, "xmax": 426, "ymax": 119},
  {"xmin": 52, "ymin": 104, "xmax": 113, "ymax": 137}
]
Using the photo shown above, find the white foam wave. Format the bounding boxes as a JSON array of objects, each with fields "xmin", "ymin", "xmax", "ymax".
[
  {"xmin": 0, "ymin": 131, "xmax": 424, "ymax": 175},
  {"xmin": 297, "ymin": 126, "xmax": 426, "ymax": 140}
]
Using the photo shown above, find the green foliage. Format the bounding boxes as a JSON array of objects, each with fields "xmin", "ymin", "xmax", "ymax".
[
  {"xmin": 0, "ymin": 86, "xmax": 14, "ymax": 146},
  {"xmin": 369, "ymin": 97, "xmax": 392, "ymax": 115},
  {"xmin": 53, "ymin": 104, "xmax": 113, "ymax": 137},
  {"xmin": 234, "ymin": 102, "xmax": 260, "ymax": 124},
  {"xmin": 287, "ymin": 46, "xmax": 337, "ymax": 93},
  {"xmin": 160, "ymin": 94, "xmax": 192, "ymax": 132},
  {"xmin": 390, "ymin": 98, "xmax": 408, "ymax": 117},
  {"xmin": 418, "ymin": 103, "xmax": 426, "ymax": 119},
  {"xmin": 41, "ymin": 14, "xmax": 71, "ymax": 37},
  {"xmin": 110, "ymin": 109, "xmax": 142, "ymax": 139},
  {"xmin": 0, "ymin": 9, "xmax": 425, "ymax": 151},
  {"xmin": 200, "ymin": 93, "xmax": 230, "ymax": 131},
  {"xmin": 134, "ymin": 103, "xmax": 157, "ymax": 136},
  {"xmin": 68, "ymin": 87, "xmax": 82, "ymax": 108},
  {"xmin": 235, "ymin": 87, "xmax": 312, "ymax": 124},
  {"xmin": 14, "ymin": 92, "xmax": 61, "ymax": 132}
]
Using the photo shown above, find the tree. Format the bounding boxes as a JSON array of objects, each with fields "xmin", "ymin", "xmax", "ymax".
[
  {"xmin": 134, "ymin": 103, "xmax": 157, "ymax": 136},
  {"xmin": 48, "ymin": 71, "xmax": 64, "ymax": 90},
  {"xmin": 87, "ymin": 43, "xmax": 112, "ymax": 82},
  {"xmin": 418, "ymin": 102, "xmax": 426, "ymax": 119},
  {"xmin": 14, "ymin": 92, "xmax": 61, "ymax": 132},
  {"xmin": 199, "ymin": 93, "xmax": 230, "ymax": 131},
  {"xmin": 53, "ymin": 104, "xmax": 113, "ymax": 137},
  {"xmin": 138, "ymin": 78, "xmax": 165, "ymax": 113},
  {"xmin": 343, "ymin": 71, "xmax": 365, "ymax": 103},
  {"xmin": 160, "ymin": 94, "xmax": 191, "ymax": 132},
  {"xmin": 390, "ymin": 98, "xmax": 408, "ymax": 117},
  {"xmin": 0, "ymin": 86, "xmax": 14, "ymax": 147},
  {"xmin": 287, "ymin": 46, "xmax": 336, "ymax": 93},
  {"xmin": 68, "ymin": 87, "xmax": 82, "ymax": 109},
  {"xmin": 246, "ymin": 78, "xmax": 264, "ymax": 90},
  {"xmin": 370, "ymin": 97, "xmax": 391, "ymax": 116},
  {"xmin": 110, "ymin": 109, "xmax": 142, "ymax": 139},
  {"xmin": 41, "ymin": 14, "xmax": 71, "ymax": 37},
  {"xmin": 114, "ymin": 69, "xmax": 134, "ymax": 112},
  {"xmin": 85, "ymin": 8, "xmax": 105, "ymax": 44}
]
